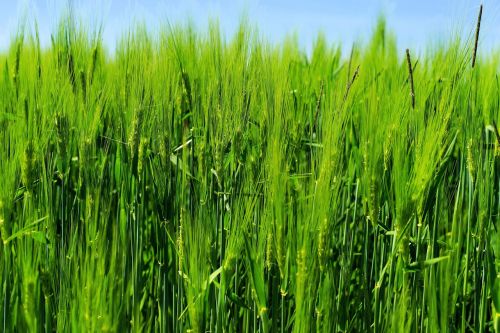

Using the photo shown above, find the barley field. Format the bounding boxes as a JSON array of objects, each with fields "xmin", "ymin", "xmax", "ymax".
[{"xmin": 1, "ymin": 8, "xmax": 500, "ymax": 332}]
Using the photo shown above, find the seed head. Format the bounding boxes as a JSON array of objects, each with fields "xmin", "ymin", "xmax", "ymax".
[
  {"xmin": 265, "ymin": 232, "xmax": 273, "ymax": 270},
  {"xmin": 466, "ymin": 139, "xmax": 475, "ymax": 182},
  {"xmin": 318, "ymin": 218, "xmax": 328, "ymax": 271},
  {"xmin": 137, "ymin": 138, "xmax": 148, "ymax": 177},
  {"xmin": 89, "ymin": 45, "xmax": 99, "ymax": 84},
  {"xmin": 55, "ymin": 113, "xmax": 69, "ymax": 161},
  {"xmin": 472, "ymin": 4, "xmax": 483, "ymax": 68},
  {"xmin": 276, "ymin": 225, "xmax": 285, "ymax": 278},
  {"xmin": 0, "ymin": 200, "xmax": 9, "ymax": 244},
  {"xmin": 21, "ymin": 141, "xmax": 36, "ymax": 193},
  {"xmin": 129, "ymin": 108, "xmax": 144, "ymax": 167},
  {"xmin": 177, "ymin": 209, "xmax": 185, "ymax": 268}
]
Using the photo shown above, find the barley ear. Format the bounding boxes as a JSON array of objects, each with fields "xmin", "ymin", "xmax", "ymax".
[
  {"xmin": 472, "ymin": 4, "xmax": 483, "ymax": 68},
  {"xmin": 406, "ymin": 49, "xmax": 415, "ymax": 109}
]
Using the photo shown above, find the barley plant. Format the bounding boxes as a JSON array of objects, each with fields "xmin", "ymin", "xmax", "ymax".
[{"xmin": 1, "ymin": 8, "xmax": 500, "ymax": 333}]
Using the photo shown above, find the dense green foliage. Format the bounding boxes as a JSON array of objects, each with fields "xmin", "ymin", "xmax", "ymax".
[{"xmin": 1, "ymin": 17, "xmax": 500, "ymax": 332}]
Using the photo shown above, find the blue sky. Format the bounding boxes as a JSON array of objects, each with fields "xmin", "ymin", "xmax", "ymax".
[{"xmin": 0, "ymin": 1, "xmax": 499, "ymax": 55}]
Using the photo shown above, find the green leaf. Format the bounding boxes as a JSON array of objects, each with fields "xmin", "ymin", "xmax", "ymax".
[{"xmin": 30, "ymin": 231, "xmax": 47, "ymax": 244}]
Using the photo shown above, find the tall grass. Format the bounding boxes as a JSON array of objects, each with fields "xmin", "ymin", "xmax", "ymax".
[{"xmin": 0, "ymin": 13, "xmax": 499, "ymax": 332}]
